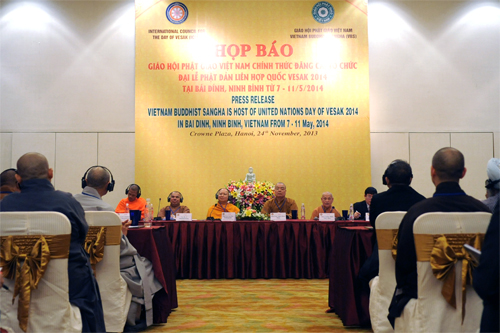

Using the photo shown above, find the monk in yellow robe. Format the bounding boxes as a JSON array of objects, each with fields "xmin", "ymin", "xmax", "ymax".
[
  {"xmin": 206, "ymin": 188, "xmax": 240, "ymax": 219},
  {"xmin": 311, "ymin": 191, "xmax": 341, "ymax": 219},
  {"xmin": 261, "ymin": 182, "xmax": 298, "ymax": 218}
]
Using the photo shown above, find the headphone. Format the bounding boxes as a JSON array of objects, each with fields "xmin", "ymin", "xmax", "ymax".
[
  {"xmin": 125, "ymin": 184, "xmax": 142, "ymax": 198},
  {"xmin": 168, "ymin": 191, "xmax": 183, "ymax": 203},
  {"xmin": 382, "ymin": 160, "xmax": 413, "ymax": 186},
  {"xmin": 81, "ymin": 166, "xmax": 115, "ymax": 192},
  {"xmin": 215, "ymin": 188, "xmax": 232, "ymax": 200},
  {"xmin": 485, "ymin": 178, "xmax": 500, "ymax": 189}
]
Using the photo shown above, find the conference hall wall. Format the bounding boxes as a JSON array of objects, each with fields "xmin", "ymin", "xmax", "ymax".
[{"xmin": 1, "ymin": 0, "xmax": 498, "ymax": 212}]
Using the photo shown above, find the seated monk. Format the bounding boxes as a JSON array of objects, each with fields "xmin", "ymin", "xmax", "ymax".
[
  {"xmin": 311, "ymin": 191, "xmax": 341, "ymax": 219},
  {"xmin": 159, "ymin": 191, "xmax": 190, "ymax": 219},
  {"xmin": 261, "ymin": 182, "xmax": 298, "ymax": 218},
  {"xmin": 116, "ymin": 184, "xmax": 147, "ymax": 219},
  {"xmin": 206, "ymin": 188, "xmax": 240, "ymax": 219}
]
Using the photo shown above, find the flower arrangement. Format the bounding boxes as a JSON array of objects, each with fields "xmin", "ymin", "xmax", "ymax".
[{"xmin": 226, "ymin": 180, "xmax": 275, "ymax": 220}]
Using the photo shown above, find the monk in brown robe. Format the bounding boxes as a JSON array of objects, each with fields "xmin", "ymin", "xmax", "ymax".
[
  {"xmin": 159, "ymin": 191, "xmax": 190, "ymax": 219},
  {"xmin": 261, "ymin": 182, "xmax": 298, "ymax": 218},
  {"xmin": 310, "ymin": 191, "xmax": 341, "ymax": 219},
  {"xmin": 206, "ymin": 188, "xmax": 240, "ymax": 219}
]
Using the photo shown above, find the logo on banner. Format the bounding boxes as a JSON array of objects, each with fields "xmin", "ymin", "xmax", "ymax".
[
  {"xmin": 312, "ymin": 1, "xmax": 334, "ymax": 24},
  {"xmin": 166, "ymin": 2, "xmax": 188, "ymax": 24}
]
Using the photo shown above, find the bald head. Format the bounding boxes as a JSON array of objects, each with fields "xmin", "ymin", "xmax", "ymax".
[
  {"xmin": 86, "ymin": 167, "xmax": 110, "ymax": 189},
  {"xmin": 432, "ymin": 147, "xmax": 465, "ymax": 183},
  {"xmin": 16, "ymin": 153, "xmax": 51, "ymax": 181}
]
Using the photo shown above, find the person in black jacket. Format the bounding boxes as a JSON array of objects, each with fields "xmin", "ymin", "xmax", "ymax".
[
  {"xmin": 353, "ymin": 187, "xmax": 377, "ymax": 220},
  {"xmin": 358, "ymin": 160, "xmax": 425, "ymax": 286},
  {"xmin": 473, "ymin": 196, "xmax": 499, "ymax": 332},
  {"xmin": 388, "ymin": 148, "xmax": 490, "ymax": 327}
]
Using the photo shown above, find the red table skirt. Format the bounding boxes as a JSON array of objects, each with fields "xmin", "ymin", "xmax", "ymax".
[
  {"xmin": 330, "ymin": 226, "xmax": 373, "ymax": 326},
  {"xmin": 126, "ymin": 226, "xmax": 178, "ymax": 323},
  {"xmin": 153, "ymin": 220, "xmax": 370, "ymax": 279}
]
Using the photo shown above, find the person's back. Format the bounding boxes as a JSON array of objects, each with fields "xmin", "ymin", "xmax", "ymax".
[{"xmin": 0, "ymin": 153, "xmax": 105, "ymax": 332}]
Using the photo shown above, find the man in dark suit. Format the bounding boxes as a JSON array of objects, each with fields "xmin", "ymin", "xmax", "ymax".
[
  {"xmin": 353, "ymin": 187, "xmax": 377, "ymax": 220},
  {"xmin": 358, "ymin": 160, "xmax": 425, "ymax": 289}
]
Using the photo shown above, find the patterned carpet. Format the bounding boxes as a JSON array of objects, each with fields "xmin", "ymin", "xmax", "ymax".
[{"xmin": 145, "ymin": 279, "xmax": 372, "ymax": 332}]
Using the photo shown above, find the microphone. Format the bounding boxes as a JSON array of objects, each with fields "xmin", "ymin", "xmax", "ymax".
[
  {"xmin": 154, "ymin": 198, "xmax": 162, "ymax": 220},
  {"xmin": 207, "ymin": 203, "xmax": 217, "ymax": 221}
]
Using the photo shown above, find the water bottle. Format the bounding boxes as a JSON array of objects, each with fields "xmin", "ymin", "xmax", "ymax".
[
  {"xmin": 126, "ymin": 203, "xmax": 130, "ymax": 219},
  {"xmin": 348, "ymin": 203, "xmax": 354, "ymax": 220},
  {"xmin": 149, "ymin": 201, "xmax": 154, "ymax": 221},
  {"xmin": 301, "ymin": 203, "xmax": 306, "ymax": 219},
  {"xmin": 145, "ymin": 198, "xmax": 151, "ymax": 221}
]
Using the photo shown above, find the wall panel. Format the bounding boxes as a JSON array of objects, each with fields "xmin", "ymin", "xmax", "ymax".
[
  {"xmin": 55, "ymin": 133, "xmax": 98, "ymax": 194},
  {"xmin": 409, "ymin": 133, "xmax": 450, "ymax": 197},
  {"xmin": 97, "ymin": 133, "xmax": 135, "ymax": 209},
  {"xmin": 1, "ymin": 133, "xmax": 13, "ymax": 170},
  {"xmin": 451, "ymin": 132, "xmax": 493, "ymax": 200},
  {"xmin": 370, "ymin": 132, "xmax": 409, "ymax": 192}
]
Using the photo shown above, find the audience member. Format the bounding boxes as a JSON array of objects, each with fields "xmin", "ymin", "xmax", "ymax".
[
  {"xmin": 358, "ymin": 160, "xmax": 425, "ymax": 286},
  {"xmin": 74, "ymin": 166, "xmax": 115, "ymax": 211},
  {"xmin": 473, "ymin": 197, "xmax": 499, "ymax": 332},
  {"xmin": 0, "ymin": 168, "xmax": 20, "ymax": 200},
  {"xmin": 310, "ymin": 192, "xmax": 341, "ymax": 219},
  {"xmin": 73, "ymin": 167, "xmax": 163, "ymax": 331},
  {"xmin": 116, "ymin": 184, "xmax": 147, "ymax": 218},
  {"xmin": 353, "ymin": 187, "xmax": 377, "ymax": 220},
  {"xmin": 0, "ymin": 153, "xmax": 105, "ymax": 332},
  {"xmin": 159, "ymin": 191, "xmax": 190, "ymax": 219},
  {"xmin": 261, "ymin": 182, "xmax": 298, "ymax": 218},
  {"xmin": 207, "ymin": 188, "xmax": 240, "ymax": 219},
  {"xmin": 482, "ymin": 158, "xmax": 500, "ymax": 212},
  {"xmin": 387, "ymin": 147, "xmax": 490, "ymax": 327}
]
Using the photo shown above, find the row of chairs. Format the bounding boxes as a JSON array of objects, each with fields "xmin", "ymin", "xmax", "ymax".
[
  {"xmin": 0, "ymin": 211, "xmax": 131, "ymax": 333},
  {"xmin": 369, "ymin": 211, "xmax": 491, "ymax": 333}
]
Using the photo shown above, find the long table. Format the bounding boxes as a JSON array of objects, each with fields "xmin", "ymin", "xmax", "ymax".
[{"xmin": 146, "ymin": 219, "xmax": 370, "ymax": 279}]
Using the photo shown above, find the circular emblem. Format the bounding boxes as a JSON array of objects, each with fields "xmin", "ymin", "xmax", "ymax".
[
  {"xmin": 166, "ymin": 2, "xmax": 188, "ymax": 24},
  {"xmin": 312, "ymin": 1, "xmax": 334, "ymax": 24}
]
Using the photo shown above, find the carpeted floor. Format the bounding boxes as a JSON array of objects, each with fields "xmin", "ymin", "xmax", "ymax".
[{"xmin": 144, "ymin": 279, "xmax": 373, "ymax": 332}]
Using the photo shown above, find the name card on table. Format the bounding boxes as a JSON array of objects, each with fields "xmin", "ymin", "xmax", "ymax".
[
  {"xmin": 176, "ymin": 213, "xmax": 192, "ymax": 221},
  {"xmin": 117, "ymin": 213, "xmax": 129, "ymax": 222},
  {"xmin": 270, "ymin": 212, "xmax": 286, "ymax": 221},
  {"xmin": 319, "ymin": 213, "xmax": 336, "ymax": 222},
  {"xmin": 221, "ymin": 212, "xmax": 236, "ymax": 221}
]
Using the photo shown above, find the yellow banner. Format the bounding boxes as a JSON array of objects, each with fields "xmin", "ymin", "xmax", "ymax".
[{"xmin": 135, "ymin": 0, "xmax": 370, "ymax": 219}]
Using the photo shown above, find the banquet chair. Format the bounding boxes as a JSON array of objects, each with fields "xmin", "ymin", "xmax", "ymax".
[
  {"xmin": 85, "ymin": 211, "xmax": 132, "ymax": 332},
  {"xmin": 0, "ymin": 212, "xmax": 82, "ymax": 333},
  {"xmin": 369, "ymin": 211, "xmax": 406, "ymax": 333},
  {"xmin": 395, "ymin": 212, "xmax": 491, "ymax": 333}
]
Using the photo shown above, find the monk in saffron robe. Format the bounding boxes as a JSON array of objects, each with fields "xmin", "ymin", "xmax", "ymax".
[
  {"xmin": 311, "ymin": 191, "xmax": 341, "ymax": 219},
  {"xmin": 261, "ymin": 182, "xmax": 298, "ymax": 218},
  {"xmin": 207, "ymin": 188, "xmax": 240, "ymax": 219},
  {"xmin": 116, "ymin": 184, "xmax": 147, "ymax": 218}
]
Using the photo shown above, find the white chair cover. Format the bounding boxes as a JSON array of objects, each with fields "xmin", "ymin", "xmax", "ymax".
[
  {"xmin": 85, "ymin": 211, "xmax": 132, "ymax": 332},
  {"xmin": 369, "ymin": 211, "xmax": 406, "ymax": 333},
  {"xmin": 395, "ymin": 212, "xmax": 491, "ymax": 333},
  {"xmin": 0, "ymin": 212, "xmax": 82, "ymax": 333}
]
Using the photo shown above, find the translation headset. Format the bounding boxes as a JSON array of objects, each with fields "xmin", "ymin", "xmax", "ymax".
[
  {"xmin": 81, "ymin": 166, "xmax": 115, "ymax": 192},
  {"xmin": 125, "ymin": 184, "xmax": 142, "ymax": 198},
  {"xmin": 382, "ymin": 160, "xmax": 413, "ymax": 186},
  {"xmin": 168, "ymin": 191, "xmax": 184, "ymax": 203},
  {"xmin": 485, "ymin": 178, "xmax": 500, "ymax": 189},
  {"xmin": 215, "ymin": 188, "xmax": 232, "ymax": 200}
]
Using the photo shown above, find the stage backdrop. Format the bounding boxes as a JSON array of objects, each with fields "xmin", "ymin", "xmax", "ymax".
[{"xmin": 135, "ymin": 0, "xmax": 370, "ymax": 219}]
